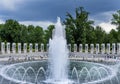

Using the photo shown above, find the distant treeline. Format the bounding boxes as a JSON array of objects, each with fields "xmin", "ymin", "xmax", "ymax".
[{"xmin": 0, "ymin": 7, "xmax": 120, "ymax": 45}]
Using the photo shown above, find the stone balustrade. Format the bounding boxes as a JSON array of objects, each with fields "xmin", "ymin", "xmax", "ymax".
[
  {"xmin": 0, "ymin": 42, "xmax": 120, "ymax": 63},
  {"xmin": 0, "ymin": 42, "xmax": 120, "ymax": 55}
]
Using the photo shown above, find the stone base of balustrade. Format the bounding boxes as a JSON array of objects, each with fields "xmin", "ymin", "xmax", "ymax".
[{"xmin": 0, "ymin": 52, "xmax": 119, "ymax": 64}]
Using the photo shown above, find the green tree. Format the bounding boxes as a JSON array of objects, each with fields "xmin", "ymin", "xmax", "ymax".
[
  {"xmin": 85, "ymin": 26, "xmax": 96, "ymax": 44},
  {"xmin": 108, "ymin": 29, "xmax": 118, "ymax": 43},
  {"xmin": 117, "ymin": 31, "xmax": 120, "ymax": 42},
  {"xmin": 111, "ymin": 10, "xmax": 120, "ymax": 31},
  {"xmin": 0, "ymin": 19, "xmax": 21, "ymax": 42},
  {"xmin": 20, "ymin": 24, "xmax": 28, "ymax": 43},
  {"xmin": 0, "ymin": 24, "xmax": 4, "ymax": 41},
  {"xmin": 64, "ymin": 7, "xmax": 94, "ymax": 45},
  {"xmin": 94, "ymin": 26, "xmax": 106, "ymax": 44},
  {"xmin": 44, "ymin": 25, "xmax": 55, "ymax": 44},
  {"xmin": 27, "ymin": 25, "xmax": 35, "ymax": 43},
  {"xmin": 34, "ymin": 26, "xmax": 44, "ymax": 44}
]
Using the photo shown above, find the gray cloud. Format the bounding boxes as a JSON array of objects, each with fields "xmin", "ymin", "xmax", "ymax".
[{"xmin": 0, "ymin": 0, "xmax": 120, "ymax": 22}]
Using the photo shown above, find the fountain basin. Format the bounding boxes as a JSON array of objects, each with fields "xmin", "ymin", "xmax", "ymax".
[{"xmin": 0, "ymin": 60, "xmax": 117, "ymax": 84}]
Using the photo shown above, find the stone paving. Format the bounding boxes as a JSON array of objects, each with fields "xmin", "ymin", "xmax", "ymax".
[{"xmin": 0, "ymin": 52, "xmax": 119, "ymax": 65}]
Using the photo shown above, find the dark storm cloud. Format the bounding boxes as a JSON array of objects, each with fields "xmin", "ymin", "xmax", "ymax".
[
  {"xmin": 0, "ymin": 0, "xmax": 120, "ymax": 22},
  {"xmin": 14, "ymin": 0, "xmax": 75, "ymax": 21}
]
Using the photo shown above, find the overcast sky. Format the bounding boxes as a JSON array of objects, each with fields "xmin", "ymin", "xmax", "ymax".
[{"xmin": 0, "ymin": 0, "xmax": 120, "ymax": 32}]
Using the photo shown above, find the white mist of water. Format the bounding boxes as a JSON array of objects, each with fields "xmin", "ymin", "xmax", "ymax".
[{"xmin": 48, "ymin": 17, "xmax": 69, "ymax": 82}]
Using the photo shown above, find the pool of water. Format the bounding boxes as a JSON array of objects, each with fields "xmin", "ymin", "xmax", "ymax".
[{"xmin": 0, "ymin": 60, "xmax": 119, "ymax": 84}]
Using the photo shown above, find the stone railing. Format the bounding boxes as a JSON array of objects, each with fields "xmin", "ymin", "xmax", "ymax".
[
  {"xmin": 0, "ymin": 42, "xmax": 120, "ymax": 62},
  {"xmin": 0, "ymin": 42, "xmax": 120, "ymax": 55},
  {"xmin": 0, "ymin": 42, "xmax": 45, "ymax": 54},
  {"xmin": 68, "ymin": 43, "xmax": 120, "ymax": 54}
]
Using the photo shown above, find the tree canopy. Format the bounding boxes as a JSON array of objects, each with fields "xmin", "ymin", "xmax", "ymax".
[{"xmin": 111, "ymin": 10, "xmax": 120, "ymax": 31}]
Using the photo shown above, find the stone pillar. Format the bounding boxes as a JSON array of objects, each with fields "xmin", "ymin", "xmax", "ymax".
[
  {"xmin": 90, "ymin": 44, "xmax": 94, "ymax": 54},
  {"xmin": 12, "ymin": 43, "xmax": 16, "ymax": 53},
  {"xmin": 35, "ymin": 43, "xmax": 38, "ymax": 52},
  {"xmin": 85, "ymin": 44, "xmax": 88, "ymax": 53},
  {"xmin": 1, "ymin": 42, "xmax": 5, "ymax": 54},
  {"xmin": 29, "ymin": 43, "xmax": 33, "ymax": 53},
  {"xmin": 112, "ymin": 43, "xmax": 116, "ymax": 54},
  {"xmin": 107, "ymin": 43, "xmax": 110, "ymax": 54},
  {"xmin": 18, "ymin": 43, "xmax": 21, "ymax": 53},
  {"xmin": 41, "ymin": 43, "xmax": 44, "ymax": 52},
  {"xmin": 79, "ymin": 44, "xmax": 82, "ymax": 52},
  {"xmin": 117, "ymin": 43, "xmax": 120, "ymax": 54},
  {"xmin": 7, "ymin": 42, "xmax": 10, "ymax": 54},
  {"xmin": 96, "ymin": 44, "xmax": 99, "ymax": 54},
  {"xmin": 74, "ymin": 44, "xmax": 77, "ymax": 52},
  {"xmin": 24, "ymin": 43, "xmax": 27, "ymax": 53},
  {"xmin": 68, "ymin": 44, "xmax": 71, "ymax": 52},
  {"xmin": 101, "ymin": 43, "xmax": 105, "ymax": 54},
  {"xmin": 46, "ymin": 44, "xmax": 49, "ymax": 52}
]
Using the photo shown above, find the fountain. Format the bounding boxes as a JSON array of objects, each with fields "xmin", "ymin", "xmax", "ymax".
[
  {"xmin": 0, "ymin": 17, "xmax": 120, "ymax": 84},
  {"xmin": 46, "ymin": 17, "xmax": 69, "ymax": 83}
]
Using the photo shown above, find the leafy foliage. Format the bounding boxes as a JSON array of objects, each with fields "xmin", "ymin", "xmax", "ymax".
[
  {"xmin": 111, "ymin": 10, "xmax": 120, "ymax": 31},
  {"xmin": 64, "ymin": 7, "xmax": 94, "ymax": 45},
  {"xmin": 0, "ymin": 7, "xmax": 119, "ymax": 44}
]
